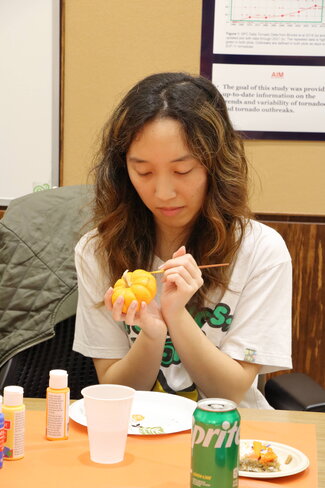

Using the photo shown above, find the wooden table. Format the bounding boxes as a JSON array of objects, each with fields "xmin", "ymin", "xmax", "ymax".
[{"xmin": 4, "ymin": 398, "xmax": 325, "ymax": 487}]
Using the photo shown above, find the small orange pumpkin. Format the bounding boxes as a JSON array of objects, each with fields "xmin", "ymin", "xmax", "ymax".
[{"xmin": 112, "ymin": 269, "xmax": 157, "ymax": 313}]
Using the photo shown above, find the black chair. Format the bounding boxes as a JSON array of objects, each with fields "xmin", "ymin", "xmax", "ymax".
[
  {"xmin": 265, "ymin": 372, "xmax": 325, "ymax": 412},
  {"xmin": 0, "ymin": 315, "xmax": 98, "ymax": 400}
]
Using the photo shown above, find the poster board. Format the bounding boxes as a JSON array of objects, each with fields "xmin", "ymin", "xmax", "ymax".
[
  {"xmin": 201, "ymin": 0, "xmax": 325, "ymax": 140},
  {"xmin": 0, "ymin": 0, "xmax": 60, "ymax": 206}
]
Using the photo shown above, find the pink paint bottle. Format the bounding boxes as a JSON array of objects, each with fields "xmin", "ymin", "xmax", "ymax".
[{"xmin": 0, "ymin": 395, "xmax": 4, "ymax": 468}]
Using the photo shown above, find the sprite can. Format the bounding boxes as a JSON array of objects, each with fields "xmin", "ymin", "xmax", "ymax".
[{"xmin": 191, "ymin": 398, "xmax": 240, "ymax": 488}]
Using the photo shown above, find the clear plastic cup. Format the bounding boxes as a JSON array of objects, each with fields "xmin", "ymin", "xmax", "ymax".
[{"xmin": 81, "ymin": 384, "xmax": 135, "ymax": 464}]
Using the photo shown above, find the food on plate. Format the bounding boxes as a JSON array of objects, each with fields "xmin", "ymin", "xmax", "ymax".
[
  {"xmin": 131, "ymin": 414, "xmax": 145, "ymax": 421},
  {"xmin": 285, "ymin": 454, "xmax": 293, "ymax": 464},
  {"xmin": 112, "ymin": 269, "xmax": 157, "ymax": 313},
  {"xmin": 240, "ymin": 441, "xmax": 281, "ymax": 472}
]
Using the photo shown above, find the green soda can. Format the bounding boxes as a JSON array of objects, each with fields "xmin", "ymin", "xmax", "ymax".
[{"xmin": 191, "ymin": 398, "xmax": 240, "ymax": 488}]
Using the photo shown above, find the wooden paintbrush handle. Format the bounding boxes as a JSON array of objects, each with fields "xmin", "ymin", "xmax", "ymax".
[{"xmin": 151, "ymin": 263, "xmax": 229, "ymax": 274}]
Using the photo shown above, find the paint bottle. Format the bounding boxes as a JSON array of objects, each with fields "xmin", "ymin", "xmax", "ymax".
[
  {"xmin": 0, "ymin": 395, "xmax": 4, "ymax": 468},
  {"xmin": 2, "ymin": 386, "xmax": 25, "ymax": 460},
  {"xmin": 46, "ymin": 369, "xmax": 70, "ymax": 440}
]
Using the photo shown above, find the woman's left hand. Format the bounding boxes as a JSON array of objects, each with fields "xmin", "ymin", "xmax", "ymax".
[{"xmin": 160, "ymin": 246, "xmax": 203, "ymax": 319}]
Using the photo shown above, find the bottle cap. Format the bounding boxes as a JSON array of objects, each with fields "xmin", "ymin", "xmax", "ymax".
[
  {"xmin": 49, "ymin": 369, "xmax": 68, "ymax": 389},
  {"xmin": 3, "ymin": 386, "xmax": 24, "ymax": 406}
]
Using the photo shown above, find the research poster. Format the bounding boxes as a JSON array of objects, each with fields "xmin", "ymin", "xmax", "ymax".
[{"xmin": 201, "ymin": 0, "xmax": 325, "ymax": 139}]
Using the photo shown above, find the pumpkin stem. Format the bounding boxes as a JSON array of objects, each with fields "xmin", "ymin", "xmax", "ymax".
[{"xmin": 122, "ymin": 269, "xmax": 132, "ymax": 287}]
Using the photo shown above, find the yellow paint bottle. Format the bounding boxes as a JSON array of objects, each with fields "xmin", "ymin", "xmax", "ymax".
[
  {"xmin": 3, "ymin": 386, "xmax": 25, "ymax": 460},
  {"xmin": 46, "ymin": 369, "xmax": 70, "ymax": 440}
]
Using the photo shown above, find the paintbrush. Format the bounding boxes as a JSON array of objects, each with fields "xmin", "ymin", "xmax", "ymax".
[{"xmin": 150, "ymin": 263, "xmax": 229, "ymax": 274}]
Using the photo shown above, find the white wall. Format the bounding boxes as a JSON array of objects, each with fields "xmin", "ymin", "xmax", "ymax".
[{"xmin": 0, "ymin": 0, "xmax": 60, "ymax": 205}]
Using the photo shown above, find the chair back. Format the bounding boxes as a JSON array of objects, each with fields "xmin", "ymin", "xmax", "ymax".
[{"xmin": 0, "ymin": 316, "xmax": 98, "ymax": 399}]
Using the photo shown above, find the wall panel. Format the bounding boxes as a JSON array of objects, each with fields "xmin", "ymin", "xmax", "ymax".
[{"xmin": 258, "ymin": 215, "xmax": 325, "ymax": 388}]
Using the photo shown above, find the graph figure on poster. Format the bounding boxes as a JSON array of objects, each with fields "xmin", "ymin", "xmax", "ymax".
[{"xmin": 231, "ymin": 0, "xmax": 324, "ymax": 23}]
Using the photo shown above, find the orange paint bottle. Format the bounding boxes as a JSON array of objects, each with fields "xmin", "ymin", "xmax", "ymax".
[{"xmin": 46, "ymin": 369, "xmax": 70, "ymax": 440}]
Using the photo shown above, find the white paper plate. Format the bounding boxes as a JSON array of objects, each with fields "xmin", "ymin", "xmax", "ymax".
[
  {"xmin": 239, "ymin": 439, "xmax": 310, "ymax": 478},
  {"xmin": 69, "ymin": 391, "xmax": 196, "ymax": 435}
]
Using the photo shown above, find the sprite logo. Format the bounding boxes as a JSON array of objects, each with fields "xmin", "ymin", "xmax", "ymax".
[{"xmin": 192, "ymin": 420, "xmax": 240, "ymax": 448}]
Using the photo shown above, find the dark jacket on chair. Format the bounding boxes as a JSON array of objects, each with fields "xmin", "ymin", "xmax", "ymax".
[{"xmin": 0, "ymin": 185, "xmax": 94, "ymax": 368}]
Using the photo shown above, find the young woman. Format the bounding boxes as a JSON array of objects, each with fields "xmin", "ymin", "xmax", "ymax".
[{"xmin": 73, "ymin": 72, "xmax": 292, "ymax": 408}]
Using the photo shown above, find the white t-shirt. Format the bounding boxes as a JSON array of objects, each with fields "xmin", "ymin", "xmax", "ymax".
[{"xmin": 73, "ymin": 220, "xmax": 292, "ymax": 409}]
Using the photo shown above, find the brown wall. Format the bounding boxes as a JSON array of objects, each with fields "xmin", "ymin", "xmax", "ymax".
[
  {"xmin": 61, "ymin": 0, "xmax": 325, "ymax": 215},
  {"xmin": 258, "ymin": 217, "xmax": 325, "ymax": 388},
  {"xmin": 62, "ymin": 0, "xmax": 202, "ymax": 185}
]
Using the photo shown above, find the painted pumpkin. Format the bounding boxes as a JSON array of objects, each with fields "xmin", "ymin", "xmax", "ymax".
[{"xmin": 112, "ymin": 269, "xmax": 157, "ymax": 313}]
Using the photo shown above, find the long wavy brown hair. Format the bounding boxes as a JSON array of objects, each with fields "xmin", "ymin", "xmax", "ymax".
[{"xmin": 91, "ymin": 72, "xmax": 252, "ymax": 309}]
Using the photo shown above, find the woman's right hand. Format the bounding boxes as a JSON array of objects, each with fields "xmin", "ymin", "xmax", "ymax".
[{"xmin": 104, "ymin": 287, "xmax": 167, "ymax": 340}]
